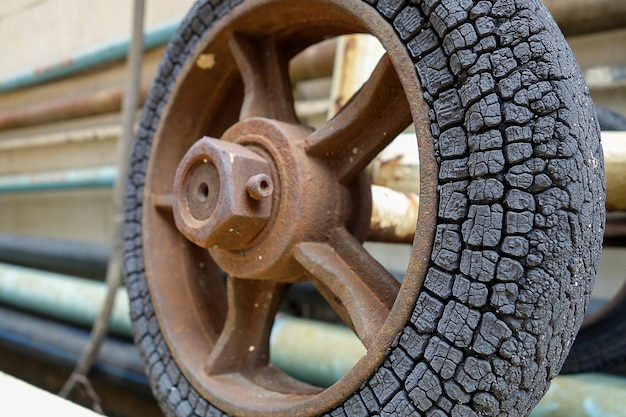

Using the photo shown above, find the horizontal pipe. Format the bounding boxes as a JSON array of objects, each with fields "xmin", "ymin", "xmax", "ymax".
[
  {"xmin": 0, "ymin": 19, "xmax": 181, "ymax": 93},
  {"xmin": 0, "ymin": 262, "xmax": 361, "ymax": 386},
  {"xmin": 0, "ymin": 234, "xmax": 109, "ymax": 280},
  {"xmin": 369, "ymin": 185, "xmax": 419, "ymax": 243},
  {"xmin": 0, "ymin": 2, "xmax": 621, "ymax": 96},
  {"xmin": 604, "ymin": 214, "xmax": 626, "ymax": 247},
  {"xmin": 270, "ymin": 315, "xmax": 365, "ymax": 387},
  {"xmin": 0, "ymin": 263, "xmax": 130, "ymax": 336},
  {"xmin": 0, "ymin": 20, "xmax": 334, "ymax": 97},
  {"xmin": 0, "ymin": 122, "xmax": 121, "ymax": 152},
  {"xmin": 0, "ymin": 85, "xmax": 148, "ymax": 132},
  {"xmin": 0, "ymin": 131, "xmax": 622, "ymax": 241},
  {"xmin": 603, "ymin": 132, "xmax": 626, "ymax": 211},
  {"xmin": 1, "ymin": 262, "xmax": 624, "ymax": 404},
  {"xmin": 0, "ymin": 43, "xmax": 332, "ymax": 132},
  {"xmin": 0, "ymin": 306, "xmax": 148, "ymax": 393},
  {"xmin": 530, "ymin": 373, "xmax": 626, "ymax": 417},
  {"xmin": 542, "ymin": 0, "xmax": 626, "ymax": 37},
  {"xmin": 0, "ymin": 166, "xmax": 116, "ymax": 193},
  {"xmin": 289, "ymin": 39, "xmax": 336, "ymax": 83}
]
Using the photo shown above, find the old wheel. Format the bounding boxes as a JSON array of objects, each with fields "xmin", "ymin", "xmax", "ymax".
[{"xmin": 124, "ymin": 1, "xmax": 605, "ymax": 416}]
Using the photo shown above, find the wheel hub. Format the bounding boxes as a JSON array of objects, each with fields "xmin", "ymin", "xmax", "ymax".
[
  {"xmin": 173, "ymin": 134, "xmax": 275, "ymax": 250},
  {"xmin": 173, "ymin": 117, "xmax": 353, "ymax": 281}
]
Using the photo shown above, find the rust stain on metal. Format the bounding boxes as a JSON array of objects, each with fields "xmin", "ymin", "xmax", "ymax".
[{"xmin": 34, "ymin": 58, "xmax": 74, "ymax": 76}]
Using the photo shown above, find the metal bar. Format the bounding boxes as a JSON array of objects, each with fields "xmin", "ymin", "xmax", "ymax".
[
  {"xmin": 0, "ymin": 19, "xmax": 180, "ymax": 94},
  {"xmin": 0, "ymin": 39, "xmax": 331, "ymax": 132},
  {"xmin": 604, "ymin": 213, "xmax": 626, "ymax": 246},
  {"xmin": 327, "ymin": 34, "xmax": 385, "ymax": 118},
  {"xmin": 0, "ymin": 166, "xmax": 116, "ymax": 193},
  {"xmin": 0, "ymin": 261, "xmax": 356, "ymax": 387},
  {"xmin": 0, "ymin": 261, "xmax": 363, "ymax": 387},
  {"xmin": 542, "ymin": 0, "xmax": 626, "ymax": 37},
  {"xmin": 59, "ymin": 0, "xmax": 148, "ymax": 399}
]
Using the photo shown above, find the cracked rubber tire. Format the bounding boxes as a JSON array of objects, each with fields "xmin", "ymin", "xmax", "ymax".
[{"xmin": 124, "ymin": 1, "xmax": 605, "ymax": 416}]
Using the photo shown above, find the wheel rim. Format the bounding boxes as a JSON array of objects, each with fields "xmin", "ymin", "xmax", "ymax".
[{"xmin": 142, "ymin": 1, "xmax": 438, "ymax": 415}]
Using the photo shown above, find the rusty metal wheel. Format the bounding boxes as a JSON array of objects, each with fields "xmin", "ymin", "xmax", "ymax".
[{"xmin": 124, "ymin": 1, "xmax": 605, "ymax": 416}]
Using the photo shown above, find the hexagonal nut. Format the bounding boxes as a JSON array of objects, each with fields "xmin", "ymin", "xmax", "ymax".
[{"xmin": 173, "ymin": 137, "xmax": 273, "ymax": 250}]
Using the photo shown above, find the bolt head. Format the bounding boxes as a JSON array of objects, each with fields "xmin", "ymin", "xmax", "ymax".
[{"xmin": 173, "ymin": 137, "xmax": 273, "ymax": 250}]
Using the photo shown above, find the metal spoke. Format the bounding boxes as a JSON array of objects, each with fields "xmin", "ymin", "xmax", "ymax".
[
  {"xmin": 305, "ymin": 54, "xmax": 411, "ymax": 184},
  {"xmin": 150, "ymin": 193, "xmax": 174, "ymax": 211},
  {"xmin": 205, "ymin": 277, "xmax": 288, "ymax": 376},
  {"xmin": 229, "ymin": 33, "xmax": 298, "ymax": 123},
  {"xmin": 293, "ymin": 228, "xmax": 399, "ymax": 348}
]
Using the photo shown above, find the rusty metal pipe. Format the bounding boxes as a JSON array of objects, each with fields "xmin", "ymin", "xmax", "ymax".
[
  {"xmin": 289, "ymin": 39, "xmax": 336, "ymax": 83},
  {"xmin": 543, "ymin": 0, "xmax": 626, "ymax": 37},
  {"xmin": 0, "ymin": 38, "xmax": 332, "ymax": 133},
  {"xmin": 0, "ymin": 85, "xmax": 148, "ymax": 132}
]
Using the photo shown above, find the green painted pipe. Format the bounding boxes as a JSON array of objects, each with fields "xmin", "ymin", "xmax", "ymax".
[
  {"xmin": 0, "ymin": 166, "xmax": 116, "ymax": 193},
  {"xmin": 270, "ymin": 315, "xmax": 365, "ymax": 387},
  {"xmin": 0, "ymin": 262, "xmax": 130, "ymax": 335},
  {"xmin": 0, "ymin": 262, "xmax": 362, "ymax": 386},
  {"xmin": 0, "ymin": 19, "xmax": 181, "ymax": 93}
]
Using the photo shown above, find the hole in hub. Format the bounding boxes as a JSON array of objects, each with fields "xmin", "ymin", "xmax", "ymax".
[{"xmin": 198, "ymin": 182, "xmax": 210, "ymax": 203}]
